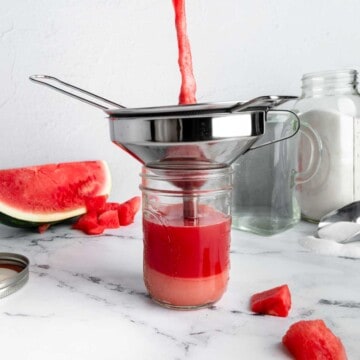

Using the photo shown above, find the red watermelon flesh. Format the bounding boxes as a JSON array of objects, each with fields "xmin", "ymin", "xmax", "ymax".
[
  {"xmin": 0, "ymin": 161, "xmax": 111, "ymax": 223},
  {"xmin": 123, "ymin": 196, "xmax": 141, "ymax": 215},
  {"xmin": 85, "ymin": 195, "xmax": 108, "ymax": 214},
  {"xmin": 282, "ymin": 320, "xmax": 347, "ymax": 359},
  {"xmin": 72, "ymin": 195, "xmax": 141, "ymax": 235},
  {"xmin": 73, "ymin": 211, "xmax": 106, "ymax": 235},
  {"xmin": 98, "ymin": 210, "xmax": 120, "ymax": 229},
  {"xmin": 250, "ymin": 284, "xmax": 292, "ymax": 317}
]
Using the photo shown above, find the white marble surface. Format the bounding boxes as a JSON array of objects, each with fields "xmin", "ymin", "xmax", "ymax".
[{"xmin": 0, "ymin": 218, "xmax": 359, "ymax": 359}]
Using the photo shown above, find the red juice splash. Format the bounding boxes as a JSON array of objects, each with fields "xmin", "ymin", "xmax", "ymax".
[{"xmin": 172, "ymin": 0, "xmax": 197, "ymax": 104}]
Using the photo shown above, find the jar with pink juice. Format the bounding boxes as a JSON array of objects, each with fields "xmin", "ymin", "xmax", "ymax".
[{"xmin": 140, "ymin": 163, "xmax": 232, "ymax": 309}]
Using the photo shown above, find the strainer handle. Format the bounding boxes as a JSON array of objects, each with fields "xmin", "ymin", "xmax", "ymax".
[
  {"xmin": 229, "ymin": 95, "xmax": 298, "ymax": 113},
  {"xmin": 248, "ymin": 109, "xmax": 301, "ymax": 151},
  {"xmin": 29, "ymin": 75, "xmax": 126, "ymax": 110}
]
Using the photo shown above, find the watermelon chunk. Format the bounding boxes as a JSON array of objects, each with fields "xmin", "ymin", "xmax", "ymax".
[
  {"xmin": 103, "ymin": 202, "xmax": 121, "ymax": 211},
  {"xmin": 98, "ymin": 210, "xmax": 120, "ymax": 229},
  {"xmin": 38, "ymin": 223, "xmax": 51, "ymax": 234},
  {"xmin": 105, "ymin": 196, "xmax": 141, "ymax": 226},
  {"xmin": 73, "ymin": 212, "xmax": 105, "ymax": 235},
  {"xmin": 72, "ymin": 196, "xmax": 141, "ymax": 235},
  {"xmin": 117, "ymin": 203, "xmax": 134, "ymax": 226},
  {"xmin": 0, "ymin": 160, "xmax": 111, "ymax": 226},
  {"xmin": 282, "ymin": 320, "xmax": 347, "ymax": 360},
  {"xmin": 117, "ymin": 197, "xmax": 141, "ymax": 226},
  {"xmin": 124, "ymin": 196, "xmax": 141, "ymax": 214},
  {"xmin": 250, "ymin": 284, "xmax": 291, "ymax": 317},
  {"xmin": 85, "ymin": 195, "xmax": 108, "ymax": 214}
]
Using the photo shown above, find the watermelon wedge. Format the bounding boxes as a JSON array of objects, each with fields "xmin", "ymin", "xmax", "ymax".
[{"xmin": 0, "ymin": 160, "xmax": 111, "ymax": 227}]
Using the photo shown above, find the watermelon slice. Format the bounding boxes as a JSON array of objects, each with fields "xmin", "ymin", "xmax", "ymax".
[
  {"xmin": 0, "ymin": 160, "xmax": 111, "ymax": 227},
  {"xmin": 250, "ymin": 284, "xmax": 291, "ymax": 317},
  {"xmin": 282, "ymin": 320, "xmax": 347, "ymax": 359}
]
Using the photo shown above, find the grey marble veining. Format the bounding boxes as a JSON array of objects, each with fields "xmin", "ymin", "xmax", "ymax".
[{"xmin": 0, "ymin": 219, "xmax": 359, "ymax": 359}]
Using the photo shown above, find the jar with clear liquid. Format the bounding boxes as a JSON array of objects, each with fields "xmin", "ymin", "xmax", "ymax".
[
  {"xmin": 294, "ymin": 69, "xmax": 360, "ymax": 222},
  {"xmin": 231, "ymin": 110, "xmax": 320, "ymax": 235}
]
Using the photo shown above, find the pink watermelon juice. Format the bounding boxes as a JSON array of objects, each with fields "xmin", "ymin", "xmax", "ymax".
[
  {"xmin": 143, "ymin": 204, "xmax": 231, "ymax": 308},
  {"xmin": 172, "ymin": 0, "xmax": 197, "ymax": 104}
]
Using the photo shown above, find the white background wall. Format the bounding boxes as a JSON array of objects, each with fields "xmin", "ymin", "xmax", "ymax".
[{"xmin": 1, "ymin": 0, "xmax": 359, "ymax": 201}]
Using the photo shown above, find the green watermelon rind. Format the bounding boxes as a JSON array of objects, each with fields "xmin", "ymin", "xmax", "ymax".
[
  {"xmin": 0, "ymin": 211, "xmax": 79, "ymax": 229},
  {"xmin": 0, "ymin": 212, "xmax": 52, "ymax": 228},
  {"xmin": 0, "ymin": 203, "xmax": 88, "ymax": 224}
]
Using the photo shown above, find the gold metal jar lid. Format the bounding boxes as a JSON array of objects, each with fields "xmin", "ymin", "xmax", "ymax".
[{"xmin": 0, "ymin": 253, "xmax": 29, "ymax": 299}]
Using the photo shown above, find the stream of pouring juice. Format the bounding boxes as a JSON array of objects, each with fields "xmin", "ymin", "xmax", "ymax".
[
  {"xmin": 172, "ymin": 0, "xmax": 197, "ymax": 104},
  {"xmin": 142, "ymin": 1, "xmax": 231, "ymax": 308}
]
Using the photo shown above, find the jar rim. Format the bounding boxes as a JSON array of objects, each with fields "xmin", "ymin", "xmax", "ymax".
[
  {"xmin": 301, "ymin": 68, "xmax": 357, "ymax": 82},
  {"xmin": 141, "ymin": 164, "xmax": 233, "ymax": 180},
  {"xmin": 145, "ymin": 161, "xmax": 229, "ymax": 171}
]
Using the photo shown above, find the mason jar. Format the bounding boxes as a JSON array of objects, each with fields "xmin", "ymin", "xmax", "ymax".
[
  {"xmin": 231, "ymin": 112, "xmax": 301, "ymax": 235},
  {"xmin": 140, "ymin": 162, "xmax": 232, "ymax": 309},
  {"xmin": 294, "ymin": 69, "xmax": 360, "ymax": 222},
  {"xmin": 231, "ymin": 110, "xmax": 320, "ymax": 235}
]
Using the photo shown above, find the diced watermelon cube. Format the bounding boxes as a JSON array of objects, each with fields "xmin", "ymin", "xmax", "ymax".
[
  {"xmin": 73, "ymin": 211, "xmax": 98, "ymax": 229},
  {"xmin": 73, "ymin": 211, "xmax": 105, "ymax": 235},
  {"xmin": 98, "ymin": 210, "xmax": 120, "ymax": 229},
  {"xmin": 103, "ymin": 202, "xmax": 121, "ymax": 211},
  {"xmin": 117, "ymin": 203, "xmax": 135, "ymax": 226},
  {"xmin": 250, "ymin": 284, "xmax": 291, "ymax": 317},
  {"xmin": 38, "ymin": 223, "xmax": 51, "ymax": 234},
  {"xmin": 124, "ymin": 196, "xmax": 141, "ymax": 214},
  {"xmin": 85, "ymin": 195, "xmax": 108, "ymax": 214},
  {"xmin": 282, "ymin": 319, "xmax": 347, "ymax": 360},
  {"xmin": 83, "ymin": 224, "xmax": 106, "ymax": 235},
  {"xmin": 117, "ymin": 196, "xmax": 141, "ymax": 226}
]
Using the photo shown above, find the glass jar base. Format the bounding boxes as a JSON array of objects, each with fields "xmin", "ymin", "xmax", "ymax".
[
  {"xmin": 149, "ymin": 296, "xmax": 217, "ymax": 310},
  {"xmin": 232, "ymin": 211, "xmax": 300, "ymax": 236},
  {"xmin": 301, "ymin": 213, "xmax": 320, "ymax": 224}
]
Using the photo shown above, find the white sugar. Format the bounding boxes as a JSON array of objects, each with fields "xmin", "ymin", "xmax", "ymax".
[{"xmin": 299, "ymin": 221, "xmax": 360, "ymax": 259}]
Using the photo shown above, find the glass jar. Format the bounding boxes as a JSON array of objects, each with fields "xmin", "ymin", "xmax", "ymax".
[
  {"xmin": 140, "ymin": 162, "xmax": 232, "ymax": 309},
  {"xmin": 294, "ymin": 69, "xmax": 360, "ymax": 222},
  {"xmin": 231, "ymin": 110, "xmax": 320, "ymax": 235}
]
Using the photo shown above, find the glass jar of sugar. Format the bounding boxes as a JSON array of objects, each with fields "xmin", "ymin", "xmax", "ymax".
[{"xmin": 294, "ymin": 69, "xmax": 360, "ymax": 222}]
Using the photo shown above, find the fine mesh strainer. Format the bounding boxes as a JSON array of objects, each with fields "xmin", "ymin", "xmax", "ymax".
[{"xmin": 29, "ymin": 75, "xmax": 299, "ymax": 167}]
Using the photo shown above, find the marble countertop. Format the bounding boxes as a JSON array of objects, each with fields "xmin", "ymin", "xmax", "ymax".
[{"xmin": 0, "ymin": 218, "xmax": 359, "ymax": 359}]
